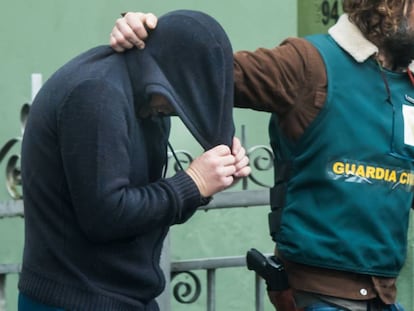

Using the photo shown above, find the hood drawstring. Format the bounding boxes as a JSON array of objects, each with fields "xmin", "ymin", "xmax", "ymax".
[{"xmin": 163, "ymin": 141, "xmax": 185, "ymax": 178}]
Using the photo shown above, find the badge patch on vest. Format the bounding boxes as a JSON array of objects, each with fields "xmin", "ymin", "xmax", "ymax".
[{"xmin": 403, "ymin": 104, "xmax": 414, "ymax": 146}]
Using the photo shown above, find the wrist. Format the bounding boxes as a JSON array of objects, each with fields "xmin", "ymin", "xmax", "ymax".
[{"xmin": 185, "ymin": 167, "xmax": 208, "ymax": 196}]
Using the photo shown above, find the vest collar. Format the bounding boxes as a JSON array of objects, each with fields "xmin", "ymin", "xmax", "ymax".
[
  {"xmin": 328, "ymin": 14, "xmax": 378, "ymax": 63},
  {"xmin": 329, "ymin": 14, "xmax": 414, "ymax": 73}
]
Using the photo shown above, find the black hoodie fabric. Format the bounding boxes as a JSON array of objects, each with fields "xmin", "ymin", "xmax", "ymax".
[
  {"xmin": 19, "ymin": 10, "xmax": 234, "ymax": 311},
  {"xmin": 126, "ymin": 9, "xmax": 235, "ymax": 150}
]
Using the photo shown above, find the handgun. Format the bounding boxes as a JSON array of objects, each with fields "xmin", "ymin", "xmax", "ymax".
[{"xmin": 246, "ymin": 248, "xmax": 289, "ymax": 291}]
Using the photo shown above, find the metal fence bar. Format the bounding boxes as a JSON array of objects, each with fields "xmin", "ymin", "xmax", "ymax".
[
  {"xmin": 171, "ymin": 255, "xmax": 247, "ymax": 272},
  {"xmin": 255, "ymin": 274, "xmax": 265, "ymax": 311},
  {"xmin": 171, "ymin": 255, "xmax": 271, "ymax": 311},
  {"xmin": 199, "ymin": 190, "xmax": 269, "ymax": 211},
  {"xmin": 0, "ymin": 264, "xmax": 21, "ymax": 311},
  {"xmin": 207, "ymin": 269, "xmax": 216, "ymax": 311},
  {"xmin": 0, "ymin": 189, "xmax": 270, "ymax": 219},
  {"xmin": 0, "ymin": 265, "xmax": 20, "ymax": 275},
  {"xmin": 0, "ymin": 200, "xmax": 23, "ymax": 219},
  {"xmin": 157, "ymin": 233, "xmax": 171, "ymax": 311},
  {"xmin": 0, "ymin": 274, "xmax": 5, "ymax": 311}
]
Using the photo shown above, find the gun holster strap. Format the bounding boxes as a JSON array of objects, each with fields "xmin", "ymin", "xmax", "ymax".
[
  {"xmin": 269, "ymin": 161, "xmax": 291, "ymax": 239},
  {"xmin": 271, "ymin": 161, "xmax": 292, "ymax": 210},
  {"xmin": 270, "ymin": 183, "xmax": 287, "ymax": 211},
  {"xmin": 274, "ymin": 161, "xmax": 292, "ymax": 184},
  {"xmin": 268, "ymin": 208, "xmax": 283, "ymax": 239}
]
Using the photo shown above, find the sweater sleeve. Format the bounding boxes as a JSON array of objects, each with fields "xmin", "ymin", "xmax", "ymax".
[{"xmin": 57, "ymin": 79, "xmax": 201, "ymax": 242}]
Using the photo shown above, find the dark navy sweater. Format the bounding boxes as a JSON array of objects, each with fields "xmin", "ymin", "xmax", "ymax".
[{"xmin": 19, "ymin": 10, "xmax": 234, "ymax": 311}]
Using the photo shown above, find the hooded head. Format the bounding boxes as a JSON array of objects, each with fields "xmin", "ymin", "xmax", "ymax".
[{"xmin": 127, "ymin": 10, "xmax": 235, "ymax": 150}]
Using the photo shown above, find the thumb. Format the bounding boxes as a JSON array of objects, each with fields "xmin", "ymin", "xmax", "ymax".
[{"xmin": 145, "ymin": 13, "xmax": 158, "ymax": 29}]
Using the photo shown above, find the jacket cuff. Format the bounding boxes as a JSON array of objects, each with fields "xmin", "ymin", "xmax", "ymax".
[{"xmin": 163, "ymin": 170, "xmax": 202, "ymax": 223}]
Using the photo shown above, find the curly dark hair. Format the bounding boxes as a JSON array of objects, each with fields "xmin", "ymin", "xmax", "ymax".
[{"xmin": 343, "ymin": 0, "xmax": 412, "ymax": 46}]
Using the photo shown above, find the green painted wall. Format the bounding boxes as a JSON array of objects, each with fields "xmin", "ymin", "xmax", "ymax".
[
  {"xmin": 298, "ymin": 0, "xmax": 342, "ymax": 36},
  {"xmin": 0, "ymin": 1, "xmax": 296, "ymax": 310}
]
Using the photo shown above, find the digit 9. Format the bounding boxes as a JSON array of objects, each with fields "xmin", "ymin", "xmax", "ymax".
[{"xmin": 321, "ymin": 0, "xmax": 340, "ymax": 26}]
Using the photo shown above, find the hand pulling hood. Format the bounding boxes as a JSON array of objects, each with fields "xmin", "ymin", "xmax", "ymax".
[{"xmin": 127, "ymin": 10, "xmax": 235, "ymax": 150}]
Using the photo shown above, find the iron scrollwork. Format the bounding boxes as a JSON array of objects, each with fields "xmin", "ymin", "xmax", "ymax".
[
  {"xmin": 166, "ymin": 149, "xmax": 193, "ymax": 174},
  {"xmin": 245, "ymin": 145, "xmax": 274, "ymax": 188},
  {"xmin": 171, "ymin": 271, "xmax": 202, "ymax": 304},
  {"xmin": 0, "ymin": 103, "xmax": 30, "ymax": 199}
]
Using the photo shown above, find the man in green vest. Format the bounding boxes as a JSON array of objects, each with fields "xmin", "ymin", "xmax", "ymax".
[{"xmin": 110, "ymin": 1, "xmax": 414, "ymax": 310}]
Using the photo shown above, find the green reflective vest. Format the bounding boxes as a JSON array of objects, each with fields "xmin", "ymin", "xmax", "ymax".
[{"xmin": 269, "ymin": 34, "xmax": 414, "ymax": 277}]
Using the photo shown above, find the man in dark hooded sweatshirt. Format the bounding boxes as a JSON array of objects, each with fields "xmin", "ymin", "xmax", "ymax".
[{"xmin": 18, "ymin": 10, "xmax": 250, "ymax": 311}]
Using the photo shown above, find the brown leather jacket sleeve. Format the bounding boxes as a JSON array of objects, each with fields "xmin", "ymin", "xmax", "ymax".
[{"xmin": 233, "ymin": 37, "xmax": 327, "ymax": 141}]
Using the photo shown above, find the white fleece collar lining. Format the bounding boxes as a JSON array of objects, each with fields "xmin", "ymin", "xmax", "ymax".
[{"xmin": 328, "ymin": 14, "xmax": 378, "ymax": 63}]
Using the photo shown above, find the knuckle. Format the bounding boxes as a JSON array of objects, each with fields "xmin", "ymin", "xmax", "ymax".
[
  {"xmin": 224, "ymin": 176, "xmax": 234, "ymax": 187},
  {"xmin": 116, "ymin": 36, "xmax": 130, "ymax": 46},
  {"xmin": 115, "ymin": 18, "xmax": 124, "ymax": 28},
  {"xmin": 113, "ymin": 30, "xmax": 135, "ymax": 45},
  {"xmin": 109, "ymin": 37, "xmax": 117, "ymax": 48},
  {"xmin": 131, "ymin": 23, "xmax": 146, "ymax": 34},
  {"xmin": 125, "ymin": 12, "xmax": 141, "ymax": 19},
  {"xmin": 124, "ymin": 30, "xmax": 137, "ymax": 41}
]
